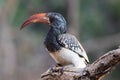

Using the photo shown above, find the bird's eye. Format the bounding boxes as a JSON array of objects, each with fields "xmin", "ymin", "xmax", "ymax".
[{"xmin": 49, "ymin": 17, "xmax": 56, "ymax": 23}]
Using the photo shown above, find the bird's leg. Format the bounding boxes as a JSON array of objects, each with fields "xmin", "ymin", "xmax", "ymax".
[
  {"xmin": 48, "ymin": 63, "xmax": 64, "ymax": 75},
  {"xmin": 55, "ymin": 63, "xmax": 63, "ymax": 67}
]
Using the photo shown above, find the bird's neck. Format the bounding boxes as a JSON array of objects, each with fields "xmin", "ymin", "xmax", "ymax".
[{"xmin": 44, "ymin": 28, "xmax": 63, "ymax": 52}]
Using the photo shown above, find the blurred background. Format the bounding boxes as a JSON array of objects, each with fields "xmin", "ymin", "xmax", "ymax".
[{"xmin": 0, "ymin": 0, "xmax": 120, "ymax": 80}]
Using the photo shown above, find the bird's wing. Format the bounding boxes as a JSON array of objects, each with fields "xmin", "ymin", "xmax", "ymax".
[{"xmin": 57, "ymin": 33, "xmax": 89, "ymax": 63}]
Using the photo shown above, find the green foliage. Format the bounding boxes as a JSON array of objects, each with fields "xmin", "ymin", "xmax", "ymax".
[{"xmin": 80, "ymin": 0, "xmax": 120, "ymax": 41}]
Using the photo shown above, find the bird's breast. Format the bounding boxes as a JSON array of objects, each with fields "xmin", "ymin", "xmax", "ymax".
[
  {"xmin": 49, "ymin": 47, "xmax": 85, "ymax": 66},
  {"xmin": 49, "ymin": 48, "xmax": 72, "ymax": 65}
]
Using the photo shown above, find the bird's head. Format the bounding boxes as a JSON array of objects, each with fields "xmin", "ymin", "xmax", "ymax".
[{"xmin": 20, "ymin": 12, "xmax": 67, "ymax": 33}]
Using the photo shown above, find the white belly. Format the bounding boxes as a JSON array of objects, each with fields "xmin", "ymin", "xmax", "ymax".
[{"xmin": 49, "ymin": 48, "xmax": 86, "ymax": 68}]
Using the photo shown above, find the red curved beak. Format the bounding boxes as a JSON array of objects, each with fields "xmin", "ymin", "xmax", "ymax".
[{"xmin": 20, "ymin": 13, "xmax": 50, "ymax": 30}]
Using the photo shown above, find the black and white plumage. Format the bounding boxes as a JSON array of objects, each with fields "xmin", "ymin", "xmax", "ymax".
[
  {"xmin": 47, "ymin": 33, "xmax": 89, "ymax": 68},
  {"xmin": 58, "ymin": 34, "xmax": 89, "ymax": 63},
  {"xmin": 21, "ymin": 12, "xmax": 89, "ymax": 68}
]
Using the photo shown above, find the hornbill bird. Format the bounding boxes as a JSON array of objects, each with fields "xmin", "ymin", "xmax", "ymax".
[{"xmin": 20, "ymin": 12, "xmax": 89, "ymax": 68}]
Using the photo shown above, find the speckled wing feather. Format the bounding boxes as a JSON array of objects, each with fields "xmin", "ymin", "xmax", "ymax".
[{"xmin": 57, "ymin": 33, "xmax": 89, "ymax": 63}]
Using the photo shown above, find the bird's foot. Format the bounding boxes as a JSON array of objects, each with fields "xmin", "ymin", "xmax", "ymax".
[
  {"xmin": 49, "ymin": 65, "xmax": 63, "ymax": 75},
  {"xmin": 41, "ymin": 65, "xmax": 63, "ymax": 78},
  {"xmin": 49, "ymin": 63, "xmax": 63, "ymax": 71}
]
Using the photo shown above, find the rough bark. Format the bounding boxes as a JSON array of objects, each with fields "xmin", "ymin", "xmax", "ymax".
[{"xmin": 40, "ymin": 47, "xmax": 120, "ymax": 80}]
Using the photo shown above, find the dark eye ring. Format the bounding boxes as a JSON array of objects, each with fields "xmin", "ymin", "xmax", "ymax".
[{"xmin": 49, "ymin": 17, "xmax": 55, "ymax": 23}]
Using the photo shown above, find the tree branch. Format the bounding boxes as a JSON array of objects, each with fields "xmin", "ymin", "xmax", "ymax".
[{"xmin": 40, "ymin": 47, "xmax": 120, "ymax": 80}]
